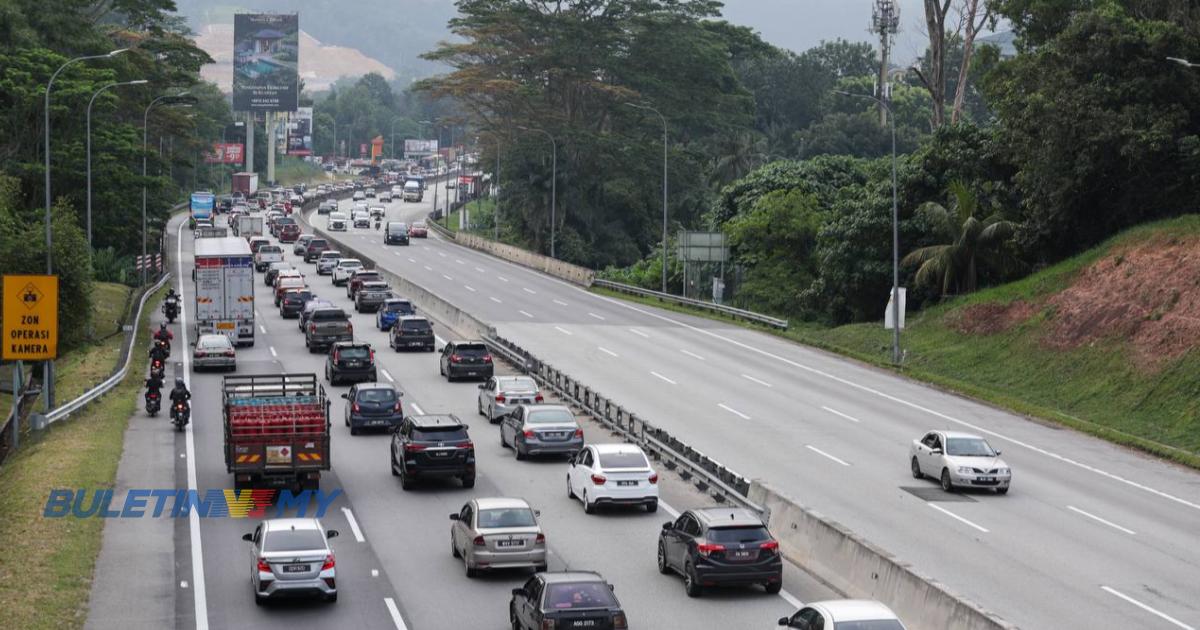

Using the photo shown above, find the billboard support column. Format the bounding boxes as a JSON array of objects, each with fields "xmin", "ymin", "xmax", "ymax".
[
  {"xmin": 245, "ymin": 111, "xmax": 255, "ymax": 174},
  {"xmin": 266, "ymin": 111, "xmax": 277, "ymax": 185}
]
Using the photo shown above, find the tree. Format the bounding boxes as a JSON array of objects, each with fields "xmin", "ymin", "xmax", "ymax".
[
  {"xmin": 725, "ymin": 189, "xmax": 824, "ymax": 317},
  {"xmin": 902, "ymin": 180, "xmax": 1016, "ymax": 295},
  {"xmin": 916, "ymin": 0, "xmax": 954, "ymax": 128},
  {"xmin": 708, "ymin": 131, "xmax": 766, "ymax": 187},
  {"xmin": 951, "ymin": 0, "xmax": 993, "ymax": 124}
]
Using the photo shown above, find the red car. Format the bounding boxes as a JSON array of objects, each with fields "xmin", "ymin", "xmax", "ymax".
[
  {"xmin": 278, "ymin": 223, "xmax": 301, "ymax": 243},
  {"xmin": 408, "ymin": 222, "xmax": 428, "ymax": 238}
]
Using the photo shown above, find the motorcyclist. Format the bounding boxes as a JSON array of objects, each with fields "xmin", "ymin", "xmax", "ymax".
[
  {"xmin": 149, "ymin": 342, "xmax": 169, "ymax": 364},
  {"xmin": 153, "ymin": 322, "xmax": 174, "ymax": 344},
  {"xmin": 165, "ymin": 288, "xmax": 179, "ymax": 304},
  {"xmin": 145, "ymin": 373, "xmax": 165, "ymax": 392},
  {"xmin": 169, "ymin": 377, "xmax": 191, "ymax": 425}
]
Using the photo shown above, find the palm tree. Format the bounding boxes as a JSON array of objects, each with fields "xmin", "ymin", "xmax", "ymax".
[
  {"xmin": 902, "ymin": 181, "xmax": 1016, "ymax": 296},
  {"xmin": 709, "ymin": 131, "xmax": 767, "ymax": 187}
]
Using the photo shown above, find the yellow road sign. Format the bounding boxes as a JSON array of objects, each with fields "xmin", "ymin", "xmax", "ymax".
[{"xmin": 3, "ymin": 275, "xmax": 58, "ymax": 360}]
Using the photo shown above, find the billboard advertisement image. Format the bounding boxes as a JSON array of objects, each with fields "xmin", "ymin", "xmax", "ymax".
[
  {"xmin": 404, "ymin": 139, "xmax": 439, "ymax": 157},
  {"xmin": 232, "ymin": 13, "xmax": 299, "ymax": 111},
  {"xmin": 205, "ymin": 143, "xmax": 245, "ymax": 164},
  {"xmin": 286, "ymin": 107, "xmax": 313, "ymax": 156}
]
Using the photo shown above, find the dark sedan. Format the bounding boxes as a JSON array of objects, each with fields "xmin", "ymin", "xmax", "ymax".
[
  {"xmin": 279, "ymin": 289, "xmax": 315, "ymax": 319},
  {"xmin": 509, "ymin": 571, "xmax": 628, "ymax": 630},
  {"xmin": 342, "ymin": 383, "xmax": 403, "ymax": 435}
]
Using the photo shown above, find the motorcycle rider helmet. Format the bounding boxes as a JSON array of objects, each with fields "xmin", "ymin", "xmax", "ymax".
[{"xmin": 175, "ymin": 377, "xmax": 185, "ymax": 388}]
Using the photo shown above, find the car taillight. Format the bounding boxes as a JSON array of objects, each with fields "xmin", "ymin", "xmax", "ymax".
[
  {"xmin": 495, "ymin": 395, "xmax": 506, "ymax": 403},
  {"xmin": 309, "ymin": 323, "xmax": 316, "ymax": 333},
  {"xmin": 541, "ymin": 620, "xmax": 554, "ymax": 630},
  {"xmin": 224, "ymin": 350, "xmax": 235, "ymax": 357},
  {"xmin": 648, "ymin": 472, "xmax": 658, "ymax": 485},
  {"xmin": 370, "ymin": 349, "xmax": 375, "ymax": 362},
  {"xmin": 450, "ymin": 354, "xmax": 462, "ymax": 363},
  {"xmin": 394, "ymin": 402, "xmax": 402, "ymax": 412},
  {"xmin": 535, "ymin": 533, "xmax": 545, "ymax": 544},
  {"xmin": 404, "ymin": 443, "xmax": 427, "ymax": 452},
  {"xmin": 321, "ymin": 554, "xmax": 335, "ymax": 571},
  {"xmin": 760, "ymin": 540, "xmax": 779, "ymax": 553},
  {"xmin": 333, "ymin": 351, "xmax": 340, "ymax": 363},
  {"xmin": 697, "ymin": 543, "xmax": 725, "ymax": 557},
  {"xmin": 472, "ymin": 535, "xmax": 485, "ymax": 547},
  {"xmin": 590, "ymin": 474, "xmax": 607, "ymax": 485},
  {"xmin": 574, "ymin": 428, "xmax": 584, "ymax": 438},
  {"xmin": 352, "ymin": 403, "xmax": 360, "ymax": 413},
  {"xmin": 459, "ymin": 441, "xmax": 474, "ymax": 450},
  {"xmin": 534, "ymin": 394, "xmax": 544, "ymax": 402},
  {"xmin": 482, "ymin": 355, "xmax": 492, "ymax": 363},
  {"xmin": 347, "ymin": 322, "xmax": 353, "ymax": 334},
  {"xmin": 614, "ymin": 613, "xmax": 628, "ymax": 629},
  {"xmin": 522, "ymin": 429, "xmax": 535, "ymax": 439},
  {"xmin": 257, "ymin": 558, "xmax": 271, "ymax": 573}
]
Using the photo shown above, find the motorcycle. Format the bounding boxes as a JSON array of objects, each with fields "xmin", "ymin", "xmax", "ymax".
[
  {"xmin": 145, "ymin": 389, "xmax": 161, "ymax": 416},
  {"xmin": 154, "ymin": 337, "xmax": 171, "ymax": 355},
  {"xmin": 163, "ymin": 299, "xmax": 179, "ymax": 323},
  {"xmin": 171, "ymin": 401, "xmax": 190, "ymax": 431},
  {"xmin": 374, "ymin": 218, "xmax": 381, "ymax": 230},
  {"xmin": 150, "ymin": 358, "xmax": 165, "ymax": 381}
]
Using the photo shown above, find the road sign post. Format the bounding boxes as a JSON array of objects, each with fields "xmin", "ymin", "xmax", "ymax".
[{"xmin": 3, "ymin": 275, "xmax": 58, "ymax": 419}]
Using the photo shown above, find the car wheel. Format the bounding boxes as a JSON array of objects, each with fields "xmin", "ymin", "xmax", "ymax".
[
  {"xmin": 566, "ymin": 476, "xmax": 576, "ymax": 499},
  {"xmin": 911, "ymin": 457, "xmax": 923, "ymax": 479},
  {"xmin": 657, "ymin": 541, "xmax": 671, "ymax": 575},
  {"xmin": 684, "ymin": 563, "xmax": 703, "ymax": 597},
  {"xmin": 451, "ymin": 535, "xmax": 461, "ymax": 558},
  {"xmin": 344, "ymin": 415, "xmax": 349, "ymax": 427},
  {"xmin": 582, "ymin": 491, "xmax": 594, "ymax": 514},
  {"xmin": 510, "ymin": 606, "xmax": 522, "ymax": 630},
  {"xmin": 515, "ymin": 444, "xmax": 526, "ymax": 461},
  {"xmin": 255, "ymin": 593, "xmax": 266, "ymax": 606},
  {"xmin": 370, "ymin": 371, "xmax": 377, "ymax": 382},
  {"xmin": 326, "ymin": 593, "xmax": 337, "ymax": 603},
  {"xmin": 500, "ymin": 430, "xmax": 508, "ymax": 448},
  {"xmin": 940, "ymin": 468, "xmax": 954, "ymax": 492},
  {"xmin": 464, "ymin": 553, "xmax": 478, "ymax": 578},
  {"xmin": 764, "ymin": 581, "xmax": 782, "ymax": 594},
  {"xmin": 996, "ymin": 486, "xmax": 1009, "ymax": 495},
  {"xmin": 461, "ymin": 475, "xmax": 475, "ymax": 489},
  {"xmin": 400, "ymin": 469, "xmax": 415, "ymax": 490},
  {"xmin": 645, "ymin": 501, "xmax": 658, "ymax": 514},
  {"xmin": 390, "ymin": 452, "xmax": 399, "ymax": 476},
  {"xmin": 350, "ymin": 425, "xmax": 359, "ymax": 436}
]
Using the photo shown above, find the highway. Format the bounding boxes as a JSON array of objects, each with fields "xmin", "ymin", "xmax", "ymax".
[
  {"xmin": 305, "ymin": 182, "xmax": 1200, "ymax": 630},
  {"xmin": 165, "ymin": 202, "xmax": 835, "ymax": 630}
]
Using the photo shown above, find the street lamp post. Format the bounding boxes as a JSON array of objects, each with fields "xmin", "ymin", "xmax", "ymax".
[
  {"xmin": 1167, "ymin": 56, "xmax": 1200, "ymax": 68},
  {"xmin": 519, "ymin": 126, "xmax": 558, "ymax": 257},
  {"xmin": 625, "ymin": 103, "xmax": 669, "ymax": 293},
  {"xmin": 220, "ymin": 121, "xmax": 245, "ymax": 194},
  {"xmin": 836, "ymin": 88, "xmax": 901, "ymax": 364},
  {"xmin": 390, "ymin": 117, "xmax": 405, "ymax": 160},
  {"xmin": 142, "ymin": 92, "xmax": 189, "ymax": 284},
  {"xmin": 87, "ymin": 79, "xmax": 147, "ymax": 247}
]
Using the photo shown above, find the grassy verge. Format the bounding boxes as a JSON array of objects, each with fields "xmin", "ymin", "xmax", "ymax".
[
  {"xmin": 0, "ymin": 286, "xmax": 165, "ymax": 630},
  {"xmin": 440, "ymin": 198, "xmax": 495, "ymax": 234},
  {"xmin": 274, "ymin": 157, "xmax": 326, "ymax": 187}
]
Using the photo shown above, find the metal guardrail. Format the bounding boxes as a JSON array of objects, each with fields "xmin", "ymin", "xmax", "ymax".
[
  {"xmin": 44, "ymin": 274, "xmax": 171, "ymax": 425},
  {"xmin": 484, "ymin": 334, "xmax": 762, "ymax": 513},
  {"xmin": 592, "ymin": 278, "xmax": 789, "ymax": 330}
]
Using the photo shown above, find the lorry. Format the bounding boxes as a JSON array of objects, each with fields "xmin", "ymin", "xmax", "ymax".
[
  {"xmin": 232, "ymin": 172, "xmax": 259, "ymax": 198},
  {"xmin": 189, "ymin": 191, "xmax": 215, "ymax": 228},
  {"xmin": 194, "ymin": 236, "xmax": 255, "ymax": 346},
  {"xmin": 234, "ymin": 215, "xmax": 264, "ymax": 239},
  {"xmin": 222, "ymin": 373, "xmax": 330, "ymax": 490},
  {"xmin": 402, "ymin": 180, "xmax": 423, "ymax": 202}
]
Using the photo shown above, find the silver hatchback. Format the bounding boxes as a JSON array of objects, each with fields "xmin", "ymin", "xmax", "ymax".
[
  {"xmin": 243, "ymin": 518, "xmax": 340, "ymax": 604},
  {"xmin": 477, "ymin": 375, "xmax": 543, "ymax": 422},
  {"xmin": 499, "ymin": 404, "xmax": 583, "ymax": 460},
  {"xmin": 450, "ymin": 497, "xmax": 547, "ymax": 577}
]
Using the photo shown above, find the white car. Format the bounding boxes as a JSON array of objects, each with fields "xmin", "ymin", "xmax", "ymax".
[
  {"xmin": 352, "ymin": 190, "xmax": 365, "ymax": 201},
  {"xmin": 477, "ymin": 375, "xmax": 543, "ymax": 422},
  {"xmin": 352, "ymin": 211, "xmax": 371, "ymax": 228},
  {"xmin": 369, "ymin": 206, "xmax": 386, "ymax": 219},
  {"xmin": 778, "ymin": 600, "xmax": 906, "ymax": 630},
  {"xmin": 328, "ymin": 212, "xmax": 349, "ymax": 231},
  {"xmin": 567, "ymin": 443, "xmax": 658, "ymax": 513},
  {"xmin": 378, "ymin": 190, "xmax": 392, "ymax": 203},
  {"xmin": 316, "ymin": 250, "xmax": 342, "ymax": 275},
  {"xmin": 192, "ymin": 333, "xmax": 236, "ymax": 371},
  {"xmin": 910, "ymin": 430, "xmax": 1011, "ymax": 494},
  {"xmin": 331, "ymin": 258, "xmax": 364, "ymax": 286}
]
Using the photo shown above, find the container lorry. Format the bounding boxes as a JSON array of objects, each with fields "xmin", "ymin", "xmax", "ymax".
[
  {"xmin": 222, "ymin": 373, "xmax": 330, "ymax": 490},
  {"xmin": 189, "ymin": 191, "xmax": 215, "ymax": 228},
  {"xmin": 232, "ymin": 172, "xmax": 259, "ymax": 198},
  {"xmin": 194, "ymin": 236, "xmax": 255, "ymax": 346},
  {"xmin": 235, "ymin": 215, "xmax": 264, "ymax": 239}
]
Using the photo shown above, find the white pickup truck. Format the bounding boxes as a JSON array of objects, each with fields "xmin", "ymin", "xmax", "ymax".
[{"xmin": 253, "ymin": 244, "xmax": 284, "ymax": 272}]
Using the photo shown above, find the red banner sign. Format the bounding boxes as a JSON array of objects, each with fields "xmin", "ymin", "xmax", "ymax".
[{"xmin": 206, "ymin": 143, "xmax": 245, "ymax": 164}]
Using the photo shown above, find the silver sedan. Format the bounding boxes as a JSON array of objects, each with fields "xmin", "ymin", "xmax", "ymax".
[
  {"xmin": 910, "ymin": 430, "xmax": 1011, "ymax": 494},
  {"xmin": 449, "ymin": 497, "xmax": 547, "ymax": 577},
  {"xmin": 243, "ymin": 517, "xmax": 339, "ymax": 604},
  {"xmin": 500, "ymin": 404, "xmax": 583, "ymax": 460},
  {"xmin": 477, "ymin": 375, "xmax": 543, "ymax": 422},
  {"xmin": 192, "ymin": 334, "xmax": 236, "ymax": 371}
]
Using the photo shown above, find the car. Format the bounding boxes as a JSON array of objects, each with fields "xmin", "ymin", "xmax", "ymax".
[
  {"xmin": 347, "ymin": 269, "xmax": 383, "ymax": 299},
  {"xmin": 274, "ymin": 276, "xmax": 306, "ymax": 307},
  {"xmin": 389, "ymin": 414, "xmax": 475, "ymax": 490},
  {"xmin": 910, "ymin": 430, "xmax": 1011, "ymax": 494},
  {"xmin": 248, "ymin": 236, "xmax": 271, "ymax": 254},
  {"xmin": 331, "ymin": 259, "xmax": 364, "ymax": 286},
  {"xmin": 778, "ymin": 600, "xmax": 907, "ymax": 630},
  {"xmin": 477, "ymin": 376, "xmax": 542, "ymax": 422},
  {"xmin": 302, "ymin": 238, "xmax": 329, "ymax": 262},
  {"xmin": 298, "ymin": 298, "xmax": 335, "ymax": 331},
  {"xmin": 192, "ymin": 333, "xmax": 236, "ymax": 371},
  {"xmin": 317, "ymin": 200, "xmax": 337, "ymax": 215},
  {"xmin": 279, "ymin": 288, "xmax": 315, "ymax": 319},
  {"xmin": 253, "ymin": 244, "xmax": 283, "ymax": 272},
  {"xmin": 326, "ymin": 341, "xmax": 377, "ymax": 385},
  {"xmin": 365, "ymin": 187, "xmax": 376, "ymax": 198},
  {"xmin": 315, "ymin": 250, "xmax": 342, "ymax": 275},
  {"xmin": 352, "ymin": 211, "xmax": 371, "ymax": 229},
  {"xmin": 276, "ymin": 219, "xmax": 300, "ymax": 243},
  {"xmin": 292, "ymin": 234, "xmax": 314, "ymax": 256},
  {"xmin": 242, "ymin": 517, "xmax": 339, "ymax": 604},
  {"xmin": 450, "ymin": 498, "xmax": 547, "ymax": 577},
  {"xmin": 499, "ymin": 404, "xmax": 583, "ymax": 460},
  {"xmin": 389, "ymin": 315, "xmax": 435, "ymax": 352},
  {"xmin": 354, "ymin": 281, "xmax": 392, "ymax": 313},
  {"xmin": 508, "ymin": 572, "xmax": 627, "ymax": 630},
  {"xmin": 438, "ymin": 340, "xmax": 494, "ymax": 382},
  {"xmin": 341, "ymin": 382, "xmax": 403, "ymax": 435},
  {"xmin": 264, "ymin": 262, "xmax": 295, "ymax": 287},
  {"xmin": 445, "ymin": 180, "xmax": 456, "ymax": 189},
  {"xmin": 408, "ymin": 221, "xmax": 429, "ymax": 238},
  {"xmin": 273, "ymin": 268, "xmax": 303, "ymax": 288},
  {"xmin": 328, "ymin": 212, "xmax": 349, "ymax": 231},
  {"xmin": 375, "ymin": 297, "xmax": 415, "ymax": 330},
  {"xmin": 657, "ymin": 507, "xmax": 783, "ymax": 597},
  {"xmin": 567, "ymin": 443, "xmax": 658, "ymax": 513},
  {"xmin": 305, "ymin": 307, "xmax": 352, "ymax": 352},
  {"xmin": 369, "ymin": 206, "xmax": 386, "ymax": 219},
  {"xmin": 352, "ymin": 190, "xmax": 365, "ymax": 201},
  {"xmin": 378, "ymin": 190, "xmax": 392, "ymax": 203},
  {"xmin": 384, "ymin": 221, "xmax": 410, "ymax": 245}
]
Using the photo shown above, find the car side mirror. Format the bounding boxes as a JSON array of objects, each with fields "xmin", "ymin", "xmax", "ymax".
[
  {"xmin": 511, "ymin": 588, "xmax": 524, "ymax": 597},
  {"xmin": 189, "ymin": 341, "xmax": 196, "ymax": 347},
  {"xmin": 326, "ymin": 530, "xmax": 339, "ymax": 539},
  {"xmin": 662, "ymin": 521, "xmax": 673, "ymax": 531},
  {"xmin": 533, "ymin": 509, "xmax": 541, "ymax": 517},
  {"xmin": 932, "ymin": 448, "xmax": 943, "ymax": 455},
  {"xmin": 340, "ymin": 393, "xmax": 348, "ymax": 399},
  {"xmin": 994, "ymin": 450, "xmax": 1002, "ymax": 456},
  {"xmin": 777, "ymin": 617, "xmax": 789, "ymax": 626},
  {"xmin": 242, "ymin": 533, "xmax": 253, "ymax": 542},
  {"xmin": 449, "ymin": 513, "xmax": 459, "ymax": 521},
  {"xmin": 478, "ymin": 383, "xmax": 487, "ymax": 389}
]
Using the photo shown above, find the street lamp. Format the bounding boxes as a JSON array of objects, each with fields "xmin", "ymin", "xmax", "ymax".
[
  {"xmin": 142, "ymin": 91, "xmax": 190, "ymax": 284},
  {"xmin": 1167, "ymin": 56, "xmax": 1199, "ymax": 68},
  {"xmin": 625, "ymin": 102, "xmax": 669, "ymax": 293},
  {"xmin": 390, "ymin": 117, "xmax": 406, "ymax": 160},
  {"xmin": 835, "ymin": 88, "xmax": 901, "ymax": 364},
  {"xmin": 220, "ymin": 121, "xmax": 245, "ymax": 193},
  {"xmin": 86, "ymin": 79, "xmax": 147, "ymax": 247},
  {"xmin": 518, "ymin": 126, "xmax": 558, "ymax": 258}
]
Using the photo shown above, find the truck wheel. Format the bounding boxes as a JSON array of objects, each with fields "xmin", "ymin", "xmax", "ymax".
[{"xmin": 461, "ymin": 475, "xmax": 475, "ymax": 489}]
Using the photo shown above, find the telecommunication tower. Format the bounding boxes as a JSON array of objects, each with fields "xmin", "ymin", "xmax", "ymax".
[{"xmin": 870, "ymin": 0, "xmax": 900, "ymax": 125}]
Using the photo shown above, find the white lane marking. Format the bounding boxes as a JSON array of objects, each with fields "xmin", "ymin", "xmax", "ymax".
[
  {"xmin": 258, "ymin": 324, "xmax": 267, "ymax": 334},
  {"xmin": 254, "ymin": 309, "xmax": 262, "ymax": 318},
  {"xmin": 371, "ymin": 569, "xmax": 379, "ymax": 577},
  {"xmin": 927, "ymin": 503, "xmax": 989, "ymax": 533},
  {"xmin": 523, "ymin": 287, "xmax": 537, "ymax": 295},
  {"xmin": 408, "ymin": 258, "xmax": 416, "ymax": 263},
  {"xmin": 490, "ymin": 297, "xmax": 503, "ymax": 304},
  {"xmin": 181, "ymin": 581, "xmax": 188, "ymax": 588},
  {"xmin": 384, "ymin": 597, "xmax": 411, "ymax": 630},
  {"xmin": 434, "ymin": 334, "xmax": 447, "ymax": 346},
  {"xmin": 553, "ymin": 299, "xmax": 568, "ymax": 306},
  {"xmin": 176, "ymin": 219, "xmax": 209, "ymax": 630},
  {"xmin": 651, "ymin": 371, "xmax": 677, "ymax": 385},
  {"xmin": 1067, "ymin": 506, "xmax": 1136, "ymax": 535},
  {"xmin": 554, "ymin": 326, "xmax": 573, "ymax": 336},
  {"xmin": 421, "ymin": 246, "xmax": 430, "ymax": 251},
  {"xmin": 498, "ymin": 276, "xmax": 509, "ymax": 282},
  {"xmin": 629, "ymin": 328, "xmax": 650, "ymax": 339},
  {"xmin": 341, "ymin": 507, "xmax": 366, "ymax": 542},
  {"xmin": 579, "ymin": 287, "xmax": 1200, "ymax": 513},
  {"xmin": 410, "ymin": 402, "xmax": 425, "ymax": 415},
  {"xmin": 394, "ymin": 252, "xmax": 401, "ymax": 257},
  {"xmin": 423, "ymin": 265, "xmax": 433, "ymax": 271},
  {"xmin": 741, "ymin": 374, "xmax": 772, "ymax": 388},
  {"xmin": 475, "ymin": 267, "xmax": 485, "ymax": 273},
  {"xmin": 806, "ymin": 445, "xmax": 850, "ymax": 466},
  {"xmin": 455, "ymin": 259, "xmax": 465, "ymax": 265},
  {"xmin": 598, "ymin": 347, "xmax": 619, "ymax": 358},
  {"xmin": 519, "ymin": 310, "xmax": 534, "ymax": 318},
  {"xmin": 438, "ymin": 252, "xmax": 447, "ymax": 258},
  {"xmin": 718, "ymin": 403, "xmax": 750, "ymax": 420},
  {"xmin": 442, "ymin": 274, "xmax": 453, "ymax": 281},
  {"xmin": 464, "ymin": 285, "xmax": 477, "ymax": 292},
  {"xmin": 822, "ymin": 406, "xmax": 862, "ymax": 423},
  {"xmin": 269, "ymin": 346, "xmax": 278, "ymax": 358},
  {"xmin": 381, "ymin": 369, "xmax": 395, "ymax": 383},
  {"xmin": 587, "ymin": 312, "xmax": 606, "ymax": 321},
  {"xmin": 679, "ymin": 349, "xmax": 705, "ymax": 360},
  {"xmin": 1101, "ymin": 586, "xmax": 1194, "ymax": 630}
]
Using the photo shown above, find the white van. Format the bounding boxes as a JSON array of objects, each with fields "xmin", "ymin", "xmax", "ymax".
[{"xmin": 329, "ymin": 212, "xmax": 349, "ymax": 231}]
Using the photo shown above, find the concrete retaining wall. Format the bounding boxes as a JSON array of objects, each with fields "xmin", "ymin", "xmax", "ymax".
[
  {"xmin": 452, "ymin": 232, "xmax": 595, "ymax": 287},
  {"xmin": 749, "ymin": 481, "xmax": 1017, "ymax": 630}
]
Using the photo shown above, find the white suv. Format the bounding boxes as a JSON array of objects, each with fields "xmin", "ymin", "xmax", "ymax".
[
  {"xmin": 328, "ymin": 212, "xmax": 348, "ymax": 231},
  {"xmin": 332, "ymin": 259, "xmax": 364, "ymax": 286},
  {"xmin": 566, "ymin": 443, "xmax": 659, "ymax": 513}
]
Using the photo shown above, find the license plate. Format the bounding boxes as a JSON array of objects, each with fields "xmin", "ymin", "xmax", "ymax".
[
  {"xmin": 979, "ymin": 477, "xmax": 995, "ymax": 482},
  {"xmin": 370, "ymin": 420, "xmax": 385, "ymax": 425},
  {"xmin": 282, "ymin": 564, "xmax": 308, "ymax": 573},
  {"xmin": 570, "ymin": 621, "xmax": 597, "ymax": 628},
  {"xmin": 496, "ymin": 539, "xmax": 523, "ymax": 548},
  {"xmin": 346, "ymin": 361, "xmax": 361, "ymax": 367},
  {"xmin": 431, "ymin": 451, "xmax": 450, "ymax": 458},
  {"xmin": 732, "ymin": 550, "xmax": 752, "ymax": 559},
  {"xmin": 617, "ymin": 480, "xmax": 637, "ymax": 487},
  {"xmin": 544, "ymin": 432, "xmax": 565, "ymax": 439}
]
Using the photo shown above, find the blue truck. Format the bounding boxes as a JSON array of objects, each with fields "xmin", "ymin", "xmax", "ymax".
[{"xmin": 190, "ymin": 191, "xmax": 215, "ymax": 228}]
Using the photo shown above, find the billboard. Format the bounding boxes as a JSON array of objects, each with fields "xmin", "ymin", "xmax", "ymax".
[
  {"xmin": 232, "ymin": 13, "xmax": 299, "ymax": 111},
  {"xmin": 404, "ymin": 139, "xmax": 439, "ymax": 157},
  {"xmin": 205, "ymin": 143, "xmax": 244, "ymax": 164},
  {"xmin": 286, "ymin": 107, "xmax": 313, "ymax": 156}
]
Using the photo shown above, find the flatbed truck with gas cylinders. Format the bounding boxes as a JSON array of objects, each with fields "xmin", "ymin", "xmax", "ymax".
[{"xmin": 223, "ymin": 373, "xmax": 331, "ymax": 491}]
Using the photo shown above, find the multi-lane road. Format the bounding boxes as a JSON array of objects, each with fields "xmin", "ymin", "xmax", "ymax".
[{"xmin": 302, "ymin": 181, "xmax": 1200, "ymax": 630}]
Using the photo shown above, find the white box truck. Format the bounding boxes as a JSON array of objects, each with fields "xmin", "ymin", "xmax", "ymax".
[
  {"xmin": 194, "ymin": 237, "xmax": 255, "ymax": 347},
  {"xmin": 235, "ymin": 215, "xmax": 264, "ymax": 239}
]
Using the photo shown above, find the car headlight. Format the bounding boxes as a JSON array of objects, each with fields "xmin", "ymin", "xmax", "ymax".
[
  {"xmin": 957, "ymin": 466, "xmax": 974, "ymax": 474},
  {"xmin": 998, "ymin": 468, "xmax": 1011, "ymax": 475}
]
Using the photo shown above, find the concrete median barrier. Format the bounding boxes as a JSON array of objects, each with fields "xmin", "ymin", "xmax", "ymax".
[
  {"xmin": 450, "ymin": 232, "xmax": 595, "ymax": 287},
  {"xmin": 749, "ymin": 480, "xmax": 1017, "ymax": 630}
]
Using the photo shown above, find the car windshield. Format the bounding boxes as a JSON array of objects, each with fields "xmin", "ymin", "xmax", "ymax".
[
  {"xmin": 400, "ymin": 319, "xmax": 431, "ymax": 332},
  {"xmin": 411, "ymin": 426, "xmax": 468, "ymax": 441},
  {"xmin": 199, "ymin": 337, "xmax": 229, "ymax": 349},
  {"xmin": 543, "ymin": 582, "xmax": 618, "ymax": 610},
  {"xmin": 455, "ymin": 344, "xmax": 488, "ymax": 357},
  {"xmin": 340, "ymin": 261, "xmax": 363, "ymax": 269},
  {"xmin": 285, "ymin": 291, "xmax": 313, "ymax": 302},
  {"xmin": 260, "ymin": 246, "xmax": 280, "ymax": 253},
  {"xmin": 498, "ymin": 377, "xmax": 537, "ymax": 392},
  {"xmin": 311, "ymin": 310, "xmax": 347, "ymax": 321},
  {"xmin": 945, "ymin": 438, "xmax": 996, "ymax": 457},
  {"xmin": 357, "ymin": 388, "xmax": 396, "ymax": 403},
  {"xmin": 598, "ymin": 452, "xmax": 648, "ymax": 469},
  {"xmin": 526, "ymin": 409, "xmax": 575, "ymax": 425},
  {"xmin": 385, "ymin": 301, "xmax": 414, "ymax": 313},
  {"xmin": 389, "ymin": 224, "xmax": 408, "ymax": 233},
  {"xmin": 477, "ymin": 508, "xmax": 536, "ymax": 529},
  {"xmin": 309, "ymin": 240, "xmax": 327, "ymax": 247},
  {"xmin": 706, "ymin": 526, "xmax": 771, "ymax": 544},
  {"xmin": 337, "ymin": 347, "xmax": 371, "ymax": 360},
  {"xmin": 834, "ymin": 621, "xmax": 906, "ymax": 630},
  {"xmin": 263, "ymin": 528, "xmax": 326, "ymax": 553}
]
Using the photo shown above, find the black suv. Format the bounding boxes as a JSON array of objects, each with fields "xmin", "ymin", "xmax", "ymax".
[
  {"xmin": 439, "ymin": 341, "xmax": 494, "ymax": 381},
  {"xmin": 325, "ymin": 341, "xmax": 377, "ymax": 385},
  {"xmin": 509, "ymin": 571, "xmax": 628, "ymax": 630},
  {"xmin": 390, "ymin": 316, "xmax": 435, "ymax": 352},
  {"xmin": 657, "ymin": 507, "xmax": 782, "ymax": 597},
  {"xmin": 342, "ymin": 383, "xmax": 403, "ymax": 435},
  {"xmin": 389, "ymin": 414, "xmax": 475, "ymax": 490},
  {"xmin": 384, "ymin": 221, "xmax": 410, "ymax": 245},
  {"xmin": 278, "ymin": 289, "xmax": 315, "ymax": 318}
]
